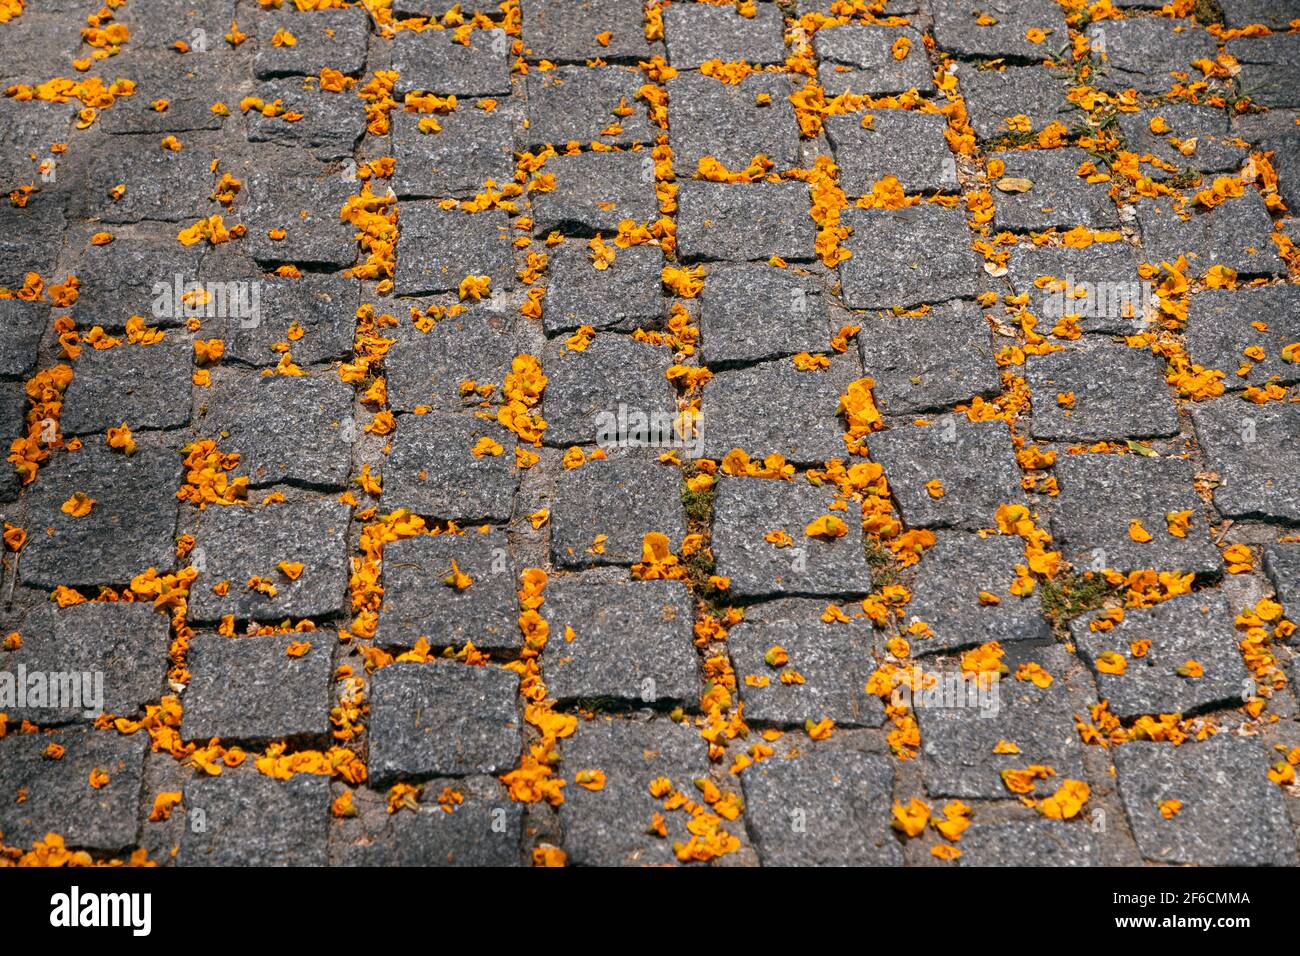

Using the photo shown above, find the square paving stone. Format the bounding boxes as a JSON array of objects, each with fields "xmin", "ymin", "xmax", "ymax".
[
  {"xmin": 530, "ymin": 150, "xmax": 658, "ymax": 236},
  {"xmin": 700, "ymin": 352, "xmax": 861, "ymax": 465},
  {"xmin": 541, "ymin": 577, "xmax": 698, "ymax": 707},
  {"xmin": 96, "ymin": 54, "xmax": 228, "ymax": 136},
  {"xmin": 368, "ymin": 660, "xmax": 521, "ymax": 784},
  {"xmin": 382, "ymin": 412, "xmax": 519, "ymax": 522},
  {"xmin": 826, "ymin": 108, "xmax": 957, "ymax": 196},
  {"xmin": 905, "ymin": 531, "xmax": 1052, "ymax": 657},
  {"xmin": 21, "ymin": 445, "xmax": 182, "ymax": 589},
  {"xmin": 956, "ymin": 820, "xmax": 1099, "ymax": 866},
  {"xmin": 188, "ymin": 499, "xmax": 351, "ymax": 624},
  {"xmin": 216, "ymin": 274, "xmax": 359, "ymax": 369},
  {"xmin": 338, "ymin": 776, "xmax": 523, "ymax": 866},
  {"xmin": 550, "ymin": 456, "xmax": 686, "ymax": 568},
  {"xmin": 1117, "ymin": 105, "xmax": 1247, "ymax": 181},
  {"xmin": 197, "ymin": 371, "xmax": 354, "ymax": 490},
  {"xmin": 698, "ymin": 263, "xmax": 829, "ymax": 368},
  {"xmin": 0, "ymin": 13, "xmax": 84, "ymax": 84},
  {"xmin": 663, "ymin": 1, "xmax": 785, "ymax": 67},
  {"xmin": 1004, "ymin": 242, "xmax": 1149, "ymax": 336},
  {"xmin": 667, "ymin": 73, "xmax": 800, "ymax": 175},
  {"xmin": 1026, "ymin": 340, "xmax": 1179, "ymax": 442},
  {"xmin": 743, "ymin": 750, "xmax": 901, "ymax": 865},
  {"xmin": 0, "ymin": 383, "xmax": 23, "ymax": 504},
  {"xmin": 178, "ymin": 773, "xmax": 331, "ymax": 867},
  {"xmin": 917, "ymin": 667, "xmax": 1086, "ymax": 799},
  {"xmin": 181, "ymin": 632, "xmax": 334, "ymax": 746},
  {"xmin": 390, "ymin": 106, "xmax": 516, "ymax": 199},
  {"xmin": 932, "ymin": 0, "xmax": 1069, "ymax": 61},
  {"xmin": 0, "ymin": 200, "xmax": 63, "ymax": 291},
  {"xmin": 676, "ymin": 180, "xmax": 816, "ymax": 263},
  {"xmin": 868, "ymin": 416, "xmax": 1024, "ymax": 531},
  {"xmin": 1137, "ymin": 191, "xmax": 1282, "ymax": 280},
  {"xmin": 0, "ymin": 299, "xmax": 47, "ymax": 381},
  {"xmin": 240, "ymin": 168, "xmax": 359, "ymax": 268},
  {"xmin": 392, "ymin": 27, "xmax": 511, "ymax": 97},
  {"xmin": 814, "ymin": 23, "xmax": 934, "ymax": 96},
  {"xmin": 728, "ymin": 599, "xmax": 884, "ymax": 727},
  {"xmin": 114, "ymin": 0, "xmax": 238, "ymax": 54},
  {"xmin": 1071, "ymin": 591, "xmax": 1250, "ymax": 721},
  {"xmin": 0, "ymin": 98, "xmax": 73, "ymax": 193},
  {"xmin": 1222, "ymin": 0, "xmax": 1300, "ymax": 29},
  {"xmin": 527, "ymin": 66, "xmax": 655, "ymax": 148},
  {"xmin": 542, "ymin": 241, "xmax": 663, "ymax": 336},
  {"xmin": 1185, "ymin": 286, "xmax": 1300, "ymax": 393},
  {"xmin": 839, "ymin": 204, "xmax": 981, "ymax": 309},
  {"xmin": 0, "ymin": 602, "xmax": 170, "ymax": 725},
  {"xmin": 1226, "ymin": 33, "xmax": 1300, "ymax": 109},
  {"xmin": 70, "ymin": 146, "xmax": 220, "ymax": 224},
  {"xmin": 955, "ymin": 64, "xmax": 1076, "ymax": 142},
  {"xmin": 253, "ymin": 8, "xmax": 369, "ymax": 80},
  {"xmin": 857, "ymin": 299, "xmax": 1001, "ymax": 413},
  {"xmin": 376, "ymin": 529, "xmax": 519, "ymax": 653},
  {"xmin": 1113, "ymin": 735, "xmax": 1297, "ymax": 865},
  {"xmin": 991, "ymin": 147, "xmax": 1121, "ymax": 233},
  {"xmin": 386, "ymin": 306, "xmax": 517, "ymax": 411},
  {"xmin": 69, "ymin": 235, "xmax": 203, "ymax": 331},
  {"xmin": 60, "ymin": 340, "xmax": 193, "ymax": 437},
  {"xmin": 1088, "ymin": 18, "xmax": 1218, "ymax": 94},
  {"xmin": 394, "ymin": 203, "xmax": 513, "ymax": 296},
  {"xmin": 0, "ymin": 729, "xmax": 147, "ymax": 852},
  {"xmin": 1050, "ymin": 453, "xmax": 1220, "ymax": 575},
  {"xmin": 541, "ymin": 333, "xmax": 676, "ymax": 446},
  {"xmin": 245, "ymin": 81, "xmax": 368, "ymax": 161},
  {"xmin": 557, "ymin": 717, "xmax": 712, "ymax": 866},
  {"xmin": 522, "ymin": 0, "xmax": 658, "ymax": 63},
  {"xmin": 1192, "ymin": 398, "xmax": 1300, "ymax": 524},
  {"xmin": 712, "ymin": 476, "xmax": 872, "ymax": 600},
  {"xmin": 1264, "ymin": 544, "xmax": 1300, "ymax": 618}
]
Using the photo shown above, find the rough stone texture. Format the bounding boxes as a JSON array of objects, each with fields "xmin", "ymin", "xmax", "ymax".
[
  {"xmin": 815, "ymin": 24, "xmax": 934, "ymax": 96},
  {"xmin": 1088, "ymin": 18, "xmax": 1218, "ymax": 94},
  {"xmin": 956, "ymin": 64, "xmax": 1076, "ymax": 142},
  {"xmin": 743, "ymin": 750, "xmax": 902, "ymax": 865},
  {"xmin": 531, "ymin": 150, "xmax": 658, "ymax": 236},
  {"xmin": 1192, "ymin": 397, "xmax": 1300, "ymax": 524},
  {"xmin": 557, "ymin": 717, "xmax": 714, "ymax": 866},
  {"xmin": 389, "ymin": 106, "xmax": 516, "ymax": 200},
  {"xmin": 826, "ymin": 109, "xmax": 957, "ymax": 195},
  {"xmin": 253, "ymin": 8, "xmax": 369, "ymax": 80},
  {"xmin": 63, "ymin": 343, "xmax": 192, "ymax": 437},
  {"xmin": 663, "ymin": 2, "xmax": 786, "ymax": 68},
  {"xmin": 991, "ymin": 147, "xmax": 1121, "ymax": 233},
  {"xmin": 956, "ymin": 820, "xmax": 1099, "ymax": 866},
  {"xmin": 1221, "ymin": 0, "xmax": 1300, "ymax": 29},
  {"xmin": 1227, "ymin": 33, "xmax": 1300, "ymax": 109},
  {"xmin": 541, "ymin": 241, "xmax": 663, "ymax": 336},
  {"xmin": 0, "ymin": 602, "xmax": 170, "ymax": 725},
  {"xmin": 1072, "ymin": 592, "xmax": 1250, "ymax": 720},
  {"xmin": 1117, "ymin": 105, "xmax": 1247, "ymax": 181},
  {"xmin": 1114, "ymin": 736, "xmax": 1297, "ymax": 866},
  {"xmin": 676, "ymin": 180, "xmax": 817, "ymax": 264},
  {"xmin": 68, "ymin": 235, "xmax": 203, "ymax": 331},
  {"xmin": 698, "ymin": 264, "xmax": 829, "ymax": 368},
  {"xmin": 1185, "ymin": 286, "xmax": 1300, "ymax": 392},
  {"xmin": 905, "ymin": 532, "xmax": 1052, "ymax": 657},
  {"xmin": 245, "ymin": 81, "xmax": 368, "ymax": 161},
  {"xmin": 382, "ymin": 412, "xmax": 519, "ymax": 522},
  {"xmin": 526, "ymin": 66, "xmax": 653, "ymax": 149},
  {"xmin": 1003, "ymin": 242, "xmax": 1149, "ymax": 336},
  {"xmin": 393, "ymin": 203, "xmax": 513, "ymax": 296},
  {"xmin": 188, "ymin": 500, "xmax": 351, "ymax": 624},
  {"xmin": 1264, "ymin": 544, "xmax": 1300, "ymax": 621},
  {"xmin": 712, "ymin": 477, "xmax": 872, "ymax": 600},
  {"xmin": 839, "ymin": 204, "xmax": 981, "ymax": 309},
  {"xmin": 0, "ymin": 299, "xmax": 46, "ymax": 383},
  {"xmin": 1136, "ymin": 190, "xmax": 1283, "ymax": 277},
  {"xmin": 368, "ymin": 661, "xmax": 521, "ymax": 784},
  {"xmin": 701, "ymin": 352, "xmax": 861, "ymax": 465},
  {"xmin": 1025, "ymin": 340, "xmax": 1179, "ymax": 442},
  {"xmin": 1050, "ymin": 454, "xmax": 1221, "ymax": 575},
  {"xmin": 728, "ymin": 599, "xmax": 885, "ymax": 728},
  {"xmin": 384, "ymin": 307, "xmax": 517, "ymax": 412},
  {"xmin": 240, "ymin": 168, "xmax": 359, "ymax": 268},
  {"xmin": 932, "ymin": 0, "xmax": 1069, "ymax": 61},
  {"xmin": 550, "ymin": 456, "xmax": 687, "ymax": 568},
  {"xmin": 668, "ymin": 73, "xmax": 801, "ymax": 175},
  {"xmin": 868, "ymin": 416, "xmax": 1025, "ymax": 531},
  {"xmin": 20, "ymin": 445, "xmax": 182, "ymax": 590},
  {"xmin": 182, "ymin": 633, "xmax": 334, "ymax": 746},
  {"xmin": 522, "ymin": 0, "xmax": 658, "ymax": 64},
  {"xmin": 541, "ymin": 333, "xmax": 676, "ymax": 447},
  {"xmin": 392, "ymin": 28, "xmax": 511, "ymax": 97},
  {"xmin": 376, "ymin": 530, "xmax": 519, "ymax": 653},
  {"xmin": 857, "ymin": 300, "xmax": 1001, "ymax": 414},
  {"xmin": 178, "ymin": 773, "xmax": 331, "ymax": 867},
  {"xmin": 540, "ymin": 577, "xmax": 699, "ymax": 707},
  {"xmin": 215, "ymin": 275, "xmax": 358, "ymax": 369}
]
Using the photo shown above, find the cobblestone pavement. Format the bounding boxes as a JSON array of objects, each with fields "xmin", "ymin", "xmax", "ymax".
[{"xmin": 0, "ymin": 0, "xmax": 1299, "ymax": 869}]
